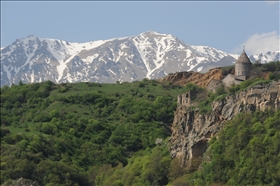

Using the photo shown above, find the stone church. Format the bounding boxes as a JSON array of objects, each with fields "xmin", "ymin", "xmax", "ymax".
[{"xmin": 207, "ymin": 49, "xmax": 252, "ymax": 92}]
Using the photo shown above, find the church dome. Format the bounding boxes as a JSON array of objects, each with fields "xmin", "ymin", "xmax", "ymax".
[{"xmin": 236, "ymin": 50, "xmax": 251, "ymax": 63}]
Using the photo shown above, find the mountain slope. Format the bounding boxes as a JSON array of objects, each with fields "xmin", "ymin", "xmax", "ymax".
[{"xmin": 1, "ymin": 31, "xmax": 279, "ymax": 86}]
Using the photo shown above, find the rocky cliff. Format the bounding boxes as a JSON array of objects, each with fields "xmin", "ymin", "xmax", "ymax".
[{"xmin": 169, "ymin": 80, "xmax": 280, "ymax": 167}]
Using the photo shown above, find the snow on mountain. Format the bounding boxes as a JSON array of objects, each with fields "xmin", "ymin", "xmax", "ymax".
[
  {"xmin": 1, "ymin": 31, "xmax": 279, "ymax": 86},
  {"xmin": 249, "ymin": 51, "xmax": 280, "ymax": 63}
]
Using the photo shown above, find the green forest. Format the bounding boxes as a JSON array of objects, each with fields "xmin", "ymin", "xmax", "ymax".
[
  {"xmin": 0, "ymin": 79, "xmax": 195, "ymax": 185},
  {"xmin": 1, "ymin": 61, "xmax": 280, "ymax": 186}
]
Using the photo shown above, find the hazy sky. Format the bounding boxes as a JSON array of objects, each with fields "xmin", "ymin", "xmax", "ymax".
[{"xmin": 1, "ymin": 1, "xmax": 279, "ymax": 55}]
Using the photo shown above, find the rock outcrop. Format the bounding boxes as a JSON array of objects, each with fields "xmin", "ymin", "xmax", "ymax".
[
  {"xmin": 169, "ymin": 80, "xmax": 280, "ymax": 167},
  {"xmin": 160, "ymin": 67, "xmax": 226, "ymax": 88},
  {"xmin": 1, "ymin": 177, "xmax": 39, "ymax": 186}
]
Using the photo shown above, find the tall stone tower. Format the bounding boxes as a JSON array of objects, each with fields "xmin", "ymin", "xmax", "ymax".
[{"xmin": 235, "ymin": 49, "xmax": 252, "ymax": 80}]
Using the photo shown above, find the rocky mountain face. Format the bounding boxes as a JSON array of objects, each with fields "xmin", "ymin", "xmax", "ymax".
[
  {"xmin": 169, "ymin": 80, "xmax": 280, "ymax": 167},
  {"xmin": 2, "ymin": 31, "xmax": 279, "ymax": 87}
]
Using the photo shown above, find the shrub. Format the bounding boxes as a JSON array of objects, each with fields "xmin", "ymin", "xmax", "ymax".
[
  {"xmin": 139, "ymin": 82, "xmax": 145, "ymax": 88},
  {"xmin": 215, "ymin": 86, "xmax": 226, "ymax": 95},
  {"xmin": 221, "ymin": 65, "xmax": 234, "ymax": 76},
  {"xmin": 59, "ymin": 86, "xmax": 68, "ymax": 93}
]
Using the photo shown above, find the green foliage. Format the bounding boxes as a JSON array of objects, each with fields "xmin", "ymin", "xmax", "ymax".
[
  {"xmin": 19, "ymin": 80, "xmax": 24, "ymax": 86},
  {"xmin": 183, "ymin": 82, "xmax": 204, "ymax": 92},
  {"xmin": 192, "ymin": 111, "xmax": 280, "ymax": 185},
  {"xmin": 0, "ymin": 79, "xmax": 184, "ymax": 185},
  {"xmin": 198, "ymin": 100, "xmax": 212, "ymax": 114},
  {"xmin": 227, "ymin": 84, "xmax": 241, "ymax": 94},
  {"xmin": 168, "ymin": 158, "xmax": 188, "ymax": 182},
  {"xmin": 215, "ymin": 85, "xmax": 226, "ymax": 95},
  {"xmin": 94, "ymin": 142, "xmax": 172, "ymax": 186},
  {"xmin": 1, "ymin": 78, "xmax": 279, "ymax": 185},
  {"xmin": 239, "ymin": 77, "xmax": 272, "ymax": 91},
  {"xmin": 252, "ymin": 60, "xmax": 280, "ymax": 72},
  {"xmin": 261, "ymin": 60, "xmax": 280, "ymax": 71},
  {"xmin": 196, "ymin": 86, "xmax": 227, "ymax": 114},
  {"xmin": 270, "ymin": 72, "xmax": 280, "ymax": 81},
  {"xmin": 221, "ymin": 65, "xmax": 234, "ymax": 76}
]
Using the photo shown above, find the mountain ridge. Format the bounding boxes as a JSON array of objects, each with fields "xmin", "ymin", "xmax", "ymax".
[{"xmin": 1, "ymin": 31, "xmax": 279, "ymax": 86}]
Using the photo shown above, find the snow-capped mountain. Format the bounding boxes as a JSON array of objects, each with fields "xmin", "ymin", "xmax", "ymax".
[
  {"xmin": 1, "ymin": 31, "xmax": 279, "ymax": 86},
  {"xmin": 249, "ymin": 51, "xmax": 280, "ymax": 63}
]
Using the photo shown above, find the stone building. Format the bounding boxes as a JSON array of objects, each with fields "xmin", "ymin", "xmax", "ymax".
[
  {"xmin": 234, "ymin": 49, "xmax": 252, "ymax": 80},
  {"xmin": 206, "ymin": 49, "xmax": 252, "ymax": 92},
  {"xmin": 222, "ymin": 74, "xmax": 244, "ymax": 87},
  {"xmin": 177, "ymin": 90, "xmax": 199, "ymax": 107},
  {"xmin": 179, "ymin": 49, "xmax": 253, "ymax": 105}
]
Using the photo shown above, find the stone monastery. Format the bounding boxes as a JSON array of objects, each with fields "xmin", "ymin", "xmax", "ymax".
[
  {"xmin": 177, "ymin": 49, "xmax": 253, "ymax": 106},
  {"xmin": 207, "ymin": 49, "xmax": 252, "ymax": 92},
  {"xmin": 177, "ymin": 50, "xmax": 280, "ymax": 112}
]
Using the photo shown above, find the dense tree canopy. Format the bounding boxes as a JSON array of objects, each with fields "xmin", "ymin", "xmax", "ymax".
[{"xmin": 1, "ymin": 79, "xmax": 196, "ymax": 185}]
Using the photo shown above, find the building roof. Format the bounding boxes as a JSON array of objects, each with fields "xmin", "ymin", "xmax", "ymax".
[
  {"xmin": 236, "ymin": 50, "xmax": 252, "ymax": 64},
  {"xmin": 224, "ymin": 74, "xmax": 245, "ymax": 81},
  {"xmin": 206, "ymin": 78, "xmax": 222, "ymax": 87}
]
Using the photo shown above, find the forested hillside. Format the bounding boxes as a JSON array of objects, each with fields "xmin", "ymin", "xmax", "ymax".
[
  {"xmin": 1, "ymin": 62, "xmax": 280, "ymax": 185},
  {"xmin": 1, "ymin": 79, "xmax": 197, "ymax": 185}
]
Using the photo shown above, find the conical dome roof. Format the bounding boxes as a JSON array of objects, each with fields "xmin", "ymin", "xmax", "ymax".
[{"xmin": 236, "ymin": 50, "xmax": 251, "ymax": 63}]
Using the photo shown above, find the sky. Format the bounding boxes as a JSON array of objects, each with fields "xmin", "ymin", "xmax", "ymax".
[{"xmin": 1, "ymin": 1, "xmax": 279, "ymax": 55}]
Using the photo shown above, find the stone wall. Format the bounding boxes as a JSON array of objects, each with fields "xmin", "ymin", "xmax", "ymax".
[
  {"xmin": 235, "ymin": 62, "xmax": 251, "ymax": 79},
  {"xmin": 207, "ymin": 79, "xmax": 222, "ymax": 93}
]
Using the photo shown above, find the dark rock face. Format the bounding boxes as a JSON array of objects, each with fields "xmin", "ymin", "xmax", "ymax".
[{"xmin": 169, "ymin": 80, "xmax": 280, "ymax": 167}]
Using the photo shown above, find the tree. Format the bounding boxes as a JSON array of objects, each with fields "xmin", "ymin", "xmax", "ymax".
[{"xmin": 19, "ymin": 80, "xmax": 24, "ymax": 86}]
